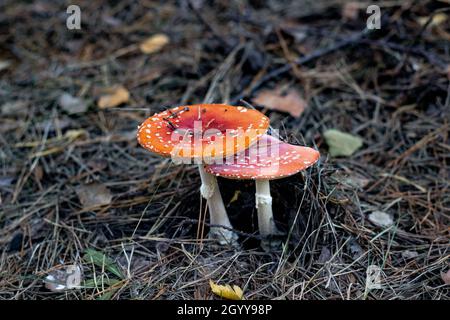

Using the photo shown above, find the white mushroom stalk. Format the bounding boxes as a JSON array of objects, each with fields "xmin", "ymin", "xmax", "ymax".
[
  {"xmin": 198, "ymin": 165, "xmax": 237, "ymax": 245},
  {"xmin": 255, "ymin": 179, "xmax": 278, "ymax": 238}
]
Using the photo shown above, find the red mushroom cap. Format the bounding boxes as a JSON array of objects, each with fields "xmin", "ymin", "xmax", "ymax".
[
  {"xmin": 204, "ymin": 134, "xmax": 320, "ymax": 180},
  {"xmin": 137, "ymin": 104, "xmax": 269, "ymax": 160}
]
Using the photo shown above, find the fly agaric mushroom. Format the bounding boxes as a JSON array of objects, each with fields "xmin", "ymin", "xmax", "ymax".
[
  {"xmin": 137, "ymin": 104, "xmax": 269, "ymax": 245},
  {"xmin": 205, "ymin": 134, "xmax": 319, "ymax": 249}
]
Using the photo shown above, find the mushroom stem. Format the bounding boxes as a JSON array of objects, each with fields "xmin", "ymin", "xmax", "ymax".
[
  {"xmin": 198, "ymin": 165, "xmax": 237, "ymax": 245},
  {"xmin": 255, "ymin": 179, "xmax": 278, "ymax": 238}
]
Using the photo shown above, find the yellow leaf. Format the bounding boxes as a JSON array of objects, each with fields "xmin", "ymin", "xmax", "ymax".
[
  {"xmin": 228, "ymin": 190, "xmax": 241, "ymax": 205},
  {"xmin": 29, "ymin": 147, "xmax": 63, "ymax": 158},
  {"xmin": 15, "ymin": 129, "xmax": 88, "ymax": 148},
  {"xmin": 98, "ymin": 86, "xmax": 130, "ymax": 109},
  {"xmin": 209, "ymin": 280, "xmax": 244, "ymax": 300},
  {"xmin": 26, "ymin": 130, "xmax": 88, "ymax": 158},
  {"xmin": 139, "ymin": 34, "xmax": 170, "ymax": 54},
  {"xmin": 65, "ymin": 129, "xmax": 88, "ymax": 141},
  {"xmin": 418, "ymin": 13, "xmax": 448, "ymax": 27}
]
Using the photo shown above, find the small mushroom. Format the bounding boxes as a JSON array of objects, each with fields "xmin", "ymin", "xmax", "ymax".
[
  {"xmin": 205, "ymin": 134, "xmax": 320, "ymax": 250},
  {"xmin": 137, "ymin": 104, "xmax": 269, "ymax": 245}
]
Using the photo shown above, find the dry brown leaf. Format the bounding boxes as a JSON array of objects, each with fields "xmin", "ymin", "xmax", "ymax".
[
  {"xmin": 98, "ymin": 86, "xmax": 130, "ymax": 109},
  {"xmin": 139, "ymin": 34, "xmax": 170, "ymax": 54},
  {"xmin": 76, "ymin": 183, "xmax": 112, "ymax": 209},
  {"xmin": 342, "ymin": 2, "xmax": 360, "ymax": 20},
  {"xmin": 58, "ymin": 93, "xmax": 88, "ymax": 114},
  {"xmin": 252, "ymin": 88, "xmax": 307, "ymax": 118},
  {"xmin": 209, "ymin": 280, "xmax": 244, "ymax": 300},
  {"xmin": 34, "ymin": 165, "xmax": 44, "ymax": 182},
  {"xmin": 368, "ymin": 211, "xmax": 394, "ymax": 228},
  {"xmin": 441, "ymin": 270, "xmax": 450, "ymax": 285},
  {"xmin": 402, "ymin": 250, "xmax": 418, "ymax": 259},
  {"xmin": 44, "ymin": 264, "xmax": 82, "ymax": 292}
]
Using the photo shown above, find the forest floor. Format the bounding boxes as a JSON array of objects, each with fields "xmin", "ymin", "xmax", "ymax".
[{"xmin": 0, "ymin": 0, "xmax": 449, "ymax": 300}]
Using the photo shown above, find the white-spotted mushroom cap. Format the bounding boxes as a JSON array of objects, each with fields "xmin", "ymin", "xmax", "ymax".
[
  {"xmin": 137, "ymin": 104, "xmax": 269, "ymax": 159},
  {"xmin": 204, "ymin": 134, "xmax": 319, "ymax": 180}
]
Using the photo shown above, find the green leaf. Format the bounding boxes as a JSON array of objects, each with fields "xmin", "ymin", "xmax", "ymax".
[
  {"xmin": 97, "ymin": 288, "xmax": 120, "ymax": 300},
  {"xmin": 83, "ymin": 278, "xmax": 121, "ymax": 289},
  {"xmin": 83, "ymin": 278, "xmax": 122, "ymax": 300},
  {"xmin": 323, "ymin": 129, "xmax": 363, "ymax": 157},
  {"xmin": 83, "ymin": 249, "xmax": 124, "ymax": 279}
]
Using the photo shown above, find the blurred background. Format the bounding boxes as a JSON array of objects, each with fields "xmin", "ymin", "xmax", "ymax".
[{"xmin": 0, "ymin": 0, "xmax": 449, "ymax": 299}]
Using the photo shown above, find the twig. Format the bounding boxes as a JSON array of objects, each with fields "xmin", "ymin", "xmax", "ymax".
[
  {"xmin": 231, "ymin": 28, "xmax": 372, "ymax": 103},
  {"xmin": 187, "ymin": 0, "xmax": 233, "ymax": 50},
  {"xmin": 394, "ymin": 7, "xmax": 450, "ymax": 72},
  {"xmin": 363, "ymin": 39, "xmax": 449, "ymax": 69}
]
